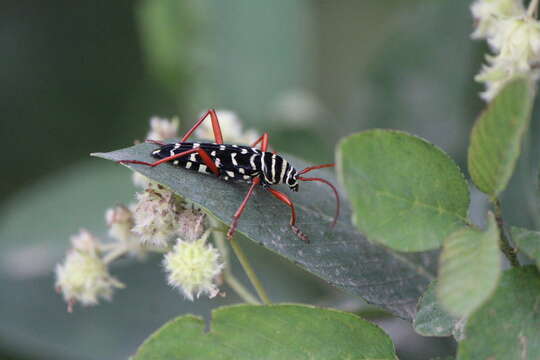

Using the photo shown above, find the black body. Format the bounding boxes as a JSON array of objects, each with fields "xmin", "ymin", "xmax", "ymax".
[{"xmin": 151, "ymin": 142, "xmax": 299, "ymax": 190}]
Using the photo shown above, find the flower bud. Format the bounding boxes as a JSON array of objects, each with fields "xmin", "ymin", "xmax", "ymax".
[
  {"xmin": 163, "ymin": 232, "xmax": 224, "ymax": 301},
  {"xmin": 471, "ymin": 0, "xmax": 525, "ymax": 39},
  {"xmin": 132, "ymin": 184, "xmax": 185, "ymax": 248},
  {"xmin": 55, "ymin": 230, "xmax": 124, "ymax": 312},
  {"xmin": 146, "ymin": 116, "xmax": 179, "ymax": 141},
  {"xmin": 106, "ymin": 205, "xmax": 145, "ymax": 257}
]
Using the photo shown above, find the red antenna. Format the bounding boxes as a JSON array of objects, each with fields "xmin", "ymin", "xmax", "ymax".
[{"xmin": 297, "ymin": 164, "xmax": 340, "ymax": 227}]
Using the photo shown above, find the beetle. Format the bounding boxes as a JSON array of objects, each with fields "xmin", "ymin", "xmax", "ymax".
[{"xmin": 118, "ymin": 109, "xmax": 339, "ymax": 242}]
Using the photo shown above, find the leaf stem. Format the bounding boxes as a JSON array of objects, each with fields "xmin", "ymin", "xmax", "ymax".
[
  {"xmin": 211, "ymin": 223, "xmax": 260, "ymax": 305},
  {"xmin": 229, "ymin": 235, "xmax": 271, "ymax": 304},
  {"xmin": 102, "ymin": 245, "xmax": 127, "ymax": 265},
  {"xmin": 528, "ymin": 0, "xmax": 539, "ymax": 18},
  {"xmin": 493, "ymin": 199, "xmax": 520, "ymax": 267}
]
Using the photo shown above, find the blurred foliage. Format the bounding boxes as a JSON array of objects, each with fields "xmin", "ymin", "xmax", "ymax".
[
  {"xmin": 0, "ymin": 0, "xmax": 178, "ymax": 203},
  {"xmin": 3, "ymin": 0, "xmax": 534, "ymax": 359}
]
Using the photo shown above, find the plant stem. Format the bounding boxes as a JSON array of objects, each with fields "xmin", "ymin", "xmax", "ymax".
[
  {"xmin": 229, "ymin": 236, "xmax": 271, "ymax": 304},
  {"xmin": 222, "ymin": 271, "xmax": 260, "ymax": 305},
  {"xmin": 493, "ymin": 199, "xmax": 520, "ymax": 267},
  {"xmin": 211, "ymin": 224, "xmax": 260, "ymax": 305},
  {"xmin": 102, "ymin": 246, "xmax": 127, "ymax": 265},
  {"xmin": 528, "ymin": 0, "xmax": 539, "ymax": 18}
]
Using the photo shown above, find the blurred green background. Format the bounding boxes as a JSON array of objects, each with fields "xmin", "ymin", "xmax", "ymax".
[{"xmin": 1, "ymin": 0, "xmax": 538, "ymax": 359}]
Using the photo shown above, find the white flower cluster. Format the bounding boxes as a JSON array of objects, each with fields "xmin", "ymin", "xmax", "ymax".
[
  {"xmin": 55, "ymin": 230, "xmax": 124, "ymax": 312},
  {"xmin": 472, "ymin": 0, "xmax": 540, "ymax": 100},
  {"xmin": 131, "ymin": 184, "xmax": 185, "ymax": 248},
  {"xmin": 105, "ymin": 204, "xmax": 145, "ymax": 258},
  {"xmin": 163, "ymin": 231, "xmax": 224, "ymax": 301}
]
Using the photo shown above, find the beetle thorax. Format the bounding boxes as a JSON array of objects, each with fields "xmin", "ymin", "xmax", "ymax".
[{"xmin": 260, "ymin": 152, "xmax": 299, "ymax": 191}]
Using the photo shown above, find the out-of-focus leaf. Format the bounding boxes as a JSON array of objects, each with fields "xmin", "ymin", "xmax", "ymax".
[
  {"xmin": 133, "ymin": 304, "xmax": 397, "ymax": 360},
  {"xmin": 468, "ymin": 78, "xmax": 535, "ymax": 198},
  {"xmin": 337, "ymin": 130, "xmax": 470, "ymax": 252},
  {"xmin": 414, "ymin": 281, "xmax": 461, "ymax": 338},
  {"xmin": 94, "ymin": 142, "xmax": 438, "ymax": 320},
  {"xmin": 136, "ymin": 0, "xmax": 206, "ymax": 103},
  {"xmin": 437, "ymin": 213, "xmax": 501, "ymax": 317},
  {"xmin": 0, "ymin": 161, "xmax": 133, "ymax": 255},
  {"xmin": 457, "ymin": 266, "xmax": 540, "ymax": 360},
  {"xmin": 511, "ymin": 227, "xmax": 540, "ymax": 269}
]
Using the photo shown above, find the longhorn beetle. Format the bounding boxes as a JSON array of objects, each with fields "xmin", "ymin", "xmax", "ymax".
[{"xmin": 117, "ymin": 109, "xmax": 340, "ymax": 243}]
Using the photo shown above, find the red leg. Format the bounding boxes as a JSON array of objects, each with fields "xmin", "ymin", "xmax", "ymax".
[
  {"xmin": 227, "ymin": 177, "xmax": 261, "ymax": 240},
  {"xmin": 181, "ymin": 109, "xmax": 224, "ymax": 144},
  {"xmin": 267, "ymin": 188, "xmax": 309, "ymax": 243},
  {"xmin": 225, "ymin": 134, "xmax": 271, "ymax": 240},
  {"xmin": 118, "ymin": 148, "xmax": 220, "ymax": 176},
  {"xmin": 250, "ymin": 133, "xmax": 269, "ymax": 152}
]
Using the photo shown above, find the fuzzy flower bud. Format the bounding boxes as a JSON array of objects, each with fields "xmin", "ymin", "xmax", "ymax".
[
  {"xmin": 194, "ymin": 110, "xmax": 259, "ymax": 145},
  {"xmin": 132, "ymin": 172, "xmax": 152, "ymax": 188},
  {"xmin": 132, "ymin": 184, "xmax": 185, "ymax": 248},
  {"xmin": 55, "ymin": 230, "xmax": 124, "ymax": 312},
  {"xmin": 475, "ymin": 16, "xmax": 540, "ymax": 100},
  {"xmin": 146, "ymin": 116, "xmax": 179, "ymax": 141},
  {"xmin": 490, "ymin": 16, "xmax": 540, "ymax": 67},
  {"xmin": 177, "ymin": 209, "xmax": 206, "ymax": 241},
  {"xmin": 132, "ymin": 116, "xmax": 179, "ymax": 188},
  {"xmin": 471, "ymin": 0, "xmax": 525, "ymax": 39},
  {"xmin": 163, "ymin": 231, "xmax": 224, "ymax": 300},
  {"xmin": 105, "ymin": 205, "xmax": 145, "ymax": 257}
]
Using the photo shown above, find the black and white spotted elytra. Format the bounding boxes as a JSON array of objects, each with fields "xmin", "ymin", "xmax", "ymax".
[
  {"xmin": 117, "ymin": 109, "xmax": 339, "ymax": 243},
  {"xmin": 152, "ymin": 142, "xmax": 300, "ymax": 191}
]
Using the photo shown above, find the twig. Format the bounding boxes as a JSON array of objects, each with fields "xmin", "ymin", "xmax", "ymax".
[
  {"xmin": 229, "ymin": 235, "xmax": 271, "ymax": 304},
  {"xmin": 211, "ymin": 222, "xmax": 260, "ymax": 305},
  {"xmin": 493, "ymin": 199, "xmax": 520, "ymax": 267},
  {"xmin": 102, "ymin": 246, "xmax": 127, "ymax": 264}
]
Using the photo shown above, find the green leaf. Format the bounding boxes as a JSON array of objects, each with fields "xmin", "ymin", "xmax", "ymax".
[
  {"xmin": 336, "ymin": 130, "xmax": 470, "ymax": 252},
  {"xmin": 457, "ymin": 266, "xmax": 540, "ymax": 360},
  {"xmin": 94, "ymin": 143, "xmax": 438, "ymax": 320},
  {"xmin": 133, "ymin": 304, "xmax": 397, "ymax": 360},
  {"xmin": 414, "ymin": 281, "xmax": 462, "ymax": 338},
  {"xmin": 437, "ymin": 212, "xmax": 501, "ymax": 317},
  {"xmin": 468, "ymin": 78, "xmax": 535, "ymax": 198},
  {"xmin": 512, "ymin": 227, "xmax": 540, "ymax": 269}
]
